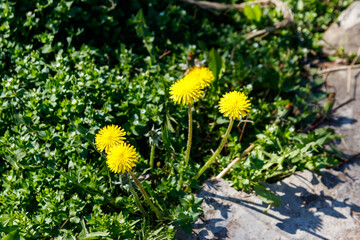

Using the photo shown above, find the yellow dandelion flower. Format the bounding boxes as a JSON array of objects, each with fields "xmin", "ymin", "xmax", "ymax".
[
  {"xmin": 219, "ymin": 91, "xmax": 251, "ymax": 119},
  {"xmin": 106, "ymin": 143, "xmax": 138, "ymax": 174},
  {"xmin": 185, "ymin": 66, "xmax": 215, "ymax": 88},
  {"xmin": 169, "ymin": 77, "xmax": 204, "ymax": 105},
  {"xmin": 95, "ymin": 125, "xmax": 126, "ymax": 153}
]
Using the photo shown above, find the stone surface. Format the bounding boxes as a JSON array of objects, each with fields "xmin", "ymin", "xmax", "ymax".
[
  {"xmin": 322, "ymin": 1, "xmax": 360, "ymax": 55},
  {"xmin": 320, "ymin": 69, "xmax": 360, "ymax": 156},
  {"xmin": 180, "ymin": 162, "xmax": 360, "ymax": 239}
]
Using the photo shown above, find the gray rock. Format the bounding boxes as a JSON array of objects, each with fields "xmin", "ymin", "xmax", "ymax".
[
  {"xmin": 320, "ymin": 69, "xmax": 360, "ymax": 156},
  {"xmin": 181, "ymin": 163, "xmax": 360, "ymax": 239},
  {"xmin": 322, "ymin": 1, "xmax": 360, "ymax": 55}
]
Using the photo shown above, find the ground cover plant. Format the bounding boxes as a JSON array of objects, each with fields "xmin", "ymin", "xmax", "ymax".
[{"xmin": 0, "ymin": 0, "xmax": 353, "ymax": 239}]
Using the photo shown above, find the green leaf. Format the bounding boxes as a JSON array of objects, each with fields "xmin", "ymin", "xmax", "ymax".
[
  {"xmin": 78, "ymin": 219, "xmax": 109, "ymax": 239},
  {"xmin": 13, "ymin": 113, "xmax": 25, "ymax": 125},
  {"xmin": 244, "ymin": 5, "xmax": 255, "ymax": 21},
  {"xmin": 3, "ymin": 153, "xmax": 24, "ymax": 170},
  {"xmin": 208, "ymin": 48, "xmax": 223, "ymax": 81},
  {"xmin": 253, "ymin": 4, "xmax": 262, "ymax": 22},
  {"xmin": 181, "ymin": 224, "xmax": 193, "ymax": 235},
  {"xmin": 132, "ymin": 9, "xmax": 154, "ymax": 58},
  {"xmin": 134, "ymin": 9, "xmax": 146, "ymax": 38},
  {"xmin": 79, "ymin": 232, "xmax": 109, "ymax": 240},
  {"xmin": 1, "ymin": 230, "xmax": 20, "ymax": 240},
  {"xmin": 0, "ymin": 214, "xmax": 11, "ymax": 227},
  {"xmin": 253, "ymin": 184, "xmax": 282, "ymax": 207},
  {"xmin": 13, "ymin": 149, "xmax": 26, "ymax": 161},
  {"xmin": 69, "ymin": 216, "xmax": 80, "ymax": 223},
  {"xmin": 41, "ymin": 44, "xmax": 53, "ymax": 54},
  {"xmin": 215, "ymin": 116, "xmax": 229, "ymax": 125},
  {"xmin": 70, "ymin": 120, "xmax": 88, "ymax": 135},
  {"xmin": 297, "ymin": 0, "xmax": 304, "ymax": 11},
  {"xmin": 150, "ymin": 226, "xmax": 164, "ymax": 236},
  {"xmin": 244, "ymin": 4, "xmax": 261, "ymax": 22},
  {"xmin": 311, "ymin": 77, "xmax": 324, "ymax": 87},
  {"xmin": 312, "ymin": 92, "xmax": 328, "ymax": 101},
  {"xmin": 65, "ymin": 1, "xmax": 73, "ymax": 9}
]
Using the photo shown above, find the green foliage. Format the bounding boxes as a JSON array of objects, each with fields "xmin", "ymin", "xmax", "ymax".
[
  {"xmin": 1, "ymin": 230, "xmax": 20, "ymax": 240},
  {"xmin": 253, "ymin": 184, "xmax": 282, "ymax": 208},
  {"xmin": 244, "ymin": 4, "xmax": 262, "ymax": 22},
  {"xmin": 131, "ymin": 9, "xmax": 155, "ymax": 60},
  {"xmin": 230, "ymin": 127, "xmax": 339, "ymax": 191},
  {"xmin": 0, "ymin": 0, "xmax": 351, "ymax": 238},
  {"xmin": 208, "ymin": 48, "xmax": 225, "ymax": 81},
  {"xmin": 171, "ymin": 194, "xmax": 203, "ymax": 234}
]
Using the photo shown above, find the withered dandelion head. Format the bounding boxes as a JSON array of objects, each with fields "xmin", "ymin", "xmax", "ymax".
[
  {"xmin": 185, "ymin": 66, "xmax": 215, "ymax": 88},
  {"xmin": 219, "ymin": 91, "xmax": 251, "ymax": 119},
  {"xmin": 169, "ymin": 77, "xmax": 204, "ymax": 105},
  {"xmin": 95, "ymin": 125, "xmax": 126, "ymax": 153},
  {"xmin": 106, "ymin": 143, "xmax": 138, "ymax": 174}
]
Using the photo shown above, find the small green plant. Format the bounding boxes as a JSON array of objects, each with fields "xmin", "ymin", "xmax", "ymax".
[
  {"xmin": 95, "ymin": 125, "xmax": 162, "ymax": 219},
  {"xmin": 193, "ymin": 90, "xmax": 251, "ymax": 182},
  {"xmin": 168, "ymin": 66, "xmax": 215, "ymax": 189}
]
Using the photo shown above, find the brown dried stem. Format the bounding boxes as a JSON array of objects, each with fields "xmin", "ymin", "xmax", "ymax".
[
  {"xmin": 179, "ymin": 0, "xmax": 294, "ymax": 41},
  {"xmin": 216, "ymin": 144, "xmax": 256, "ymax": 179}
]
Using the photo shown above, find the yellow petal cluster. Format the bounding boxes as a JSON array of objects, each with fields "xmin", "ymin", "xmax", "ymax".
[
  {"xmin": 95, "ymin": 125, "xmax": 138, "ymax": 174},
  {"xmin": 219, "ymin": 91, "xmax": 251, "ymax": 119},
  {"xmin": 95, "ymin": 125, "xmax": 126, "ymax": 153},
  {"xmin": 185, "ymin": 66, "xmax": 215, "ymax": 88},
  {"xmin": 169, "ymin": 77, "xmax": 204, "ymax": 105},
  {"xmin": 106, "ymin": 143, "xmax": 138, "ymax": 174},
  {"xmin": 169, "ymin": 66, "xmax": 214, "ymax": 105}
]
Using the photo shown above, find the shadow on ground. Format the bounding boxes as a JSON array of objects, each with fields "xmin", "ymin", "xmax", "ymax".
[{"xmin": 179, "ymin": 158, "xmax": 360, "ymax": 240}]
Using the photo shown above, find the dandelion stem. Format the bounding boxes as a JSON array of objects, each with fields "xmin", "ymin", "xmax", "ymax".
[
  {"xmin": 185, "ymin": 104, "xmax": 193, "ymax": 165},
  {"xmin": 194, "ymin": 118, "xmax": 234, "ymax": 181},
  {"xmin": 178, "ymin": 104, "xmax": 193, "ymax": 190},
  {"xmin": 149, "ymin": 145, "xmax": 155, "ymax": 169},
  {"xmin": 106, "ymin": 163, "xmax": 113, "ymax": 190},
  {"xmin": 129, "ymin": 171, "xmax": 163, "ymax": 219},
  {"xmin": 128, "ymin": 180, "xmax": 148, "ymax": 217}
]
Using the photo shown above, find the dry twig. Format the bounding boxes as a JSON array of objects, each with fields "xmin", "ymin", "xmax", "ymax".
[
  {"xmin": 347, "ymin": 47, "xmax": 360, "ymax": 92},
  {"xmin": 101, "ymin": 0, "xmax": 116, "ymax": 11},
  {"xmin": 159, "ymin": 49, "xmax": 171, "ymax": 59},
  {"xmin": 318, "ymin": 64, "xmax": 360, "ymax": 74},
  {"xmin": 335, "ymin": 152, "xmax": 360, "ymax": 170},
  {"xmin": 216, "ymin": 144, "xmax": 256, "ymax": 179},
  {"xmin": 237, "ymin": 115, "xmax": 252, "ymax": 142},
  {"xmin": 179, "ymin": 0, "xmax": 294, "ymax": 41}
]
